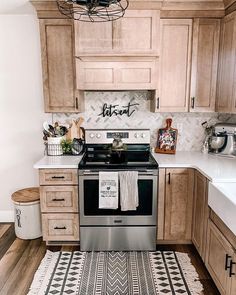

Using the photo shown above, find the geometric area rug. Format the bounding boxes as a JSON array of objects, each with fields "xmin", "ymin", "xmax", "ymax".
[{"xmin": 28, "ymin": 251, "xmax": 203, "ymax": 295}]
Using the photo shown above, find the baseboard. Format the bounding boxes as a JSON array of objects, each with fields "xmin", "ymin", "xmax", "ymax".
[{"xmin": 0, "ymin": 210, "xmax": 14, "ymax": 222}]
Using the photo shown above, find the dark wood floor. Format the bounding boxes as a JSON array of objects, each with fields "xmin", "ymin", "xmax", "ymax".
[{"xmin": 0, "ymin": 223, "xmax": 220, "ymax": 295}]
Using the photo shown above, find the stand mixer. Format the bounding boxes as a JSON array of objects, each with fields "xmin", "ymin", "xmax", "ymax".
[{"xmin": 208, "ymin": 123, "xmax": 236, "ymax": 156}]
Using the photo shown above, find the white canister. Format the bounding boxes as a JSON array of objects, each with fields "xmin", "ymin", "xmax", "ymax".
[
  {"xmin": 47, "ymin": 136, "xmax": 64, "ymax": 156},
  {"xmin": 13, "ymin": 200, "xmax": 42, "ymax": 240}
]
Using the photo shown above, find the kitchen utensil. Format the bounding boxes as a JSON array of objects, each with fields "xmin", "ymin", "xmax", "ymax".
[
  {"xmin": 155, "ymin": 118, "xmax": 178, "ymax": 154},
  {"xmin": 76, "ymin": 117, "xmax": 85, "ymax": 139},
  {"xmin": 43, "ymin": 121, "xmax": 50, "ymax": 132}
]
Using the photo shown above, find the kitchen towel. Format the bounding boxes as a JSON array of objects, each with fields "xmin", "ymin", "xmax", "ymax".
[
  {"xmin": 99, "ymin": 171, "xmax": 119, "ymax": 209},
  {"xmin": 119, "ymin": 171, "xmax": 139, "ymax": 211}
]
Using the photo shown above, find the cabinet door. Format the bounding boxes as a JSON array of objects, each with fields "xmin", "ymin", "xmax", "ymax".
[
  {"xmin": 217, "ymin": 11, "xmax": 236, "ymax": 113},
  {"xmin": 75, "ymin": 10, "xmax": 160, "ymax": 56},
  {"xmin": 164, "ymin": 168, "xmax": 194, "ymax": 241},
  {"xmin": 158, "ymin": 19, "xmax": 192, "ymax": 112},
  {"xmin": 40, "ymin": 19, "xmax": 81, "ymax": 112},
  {"xmin": 192, "ymin": 171, "xmax": 208, "ymax": 260},
  {"xmin": 75, "ymin": 21, "xmax": 113, "ymax": 55},
  {"xmin": 190, "ymin": 19, "xmax": 220, "ymax": 112},
  {"xmin": 206, "ymin": 220, "xmax": 233, "ymax": 295},
  {"xmin": 114, "ymin": 10, "xmax": 160, "ymax": 55}
]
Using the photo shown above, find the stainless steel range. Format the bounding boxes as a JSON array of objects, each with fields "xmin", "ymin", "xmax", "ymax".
[{"xmin": 78, "ymin": 129, "xmax": 158, "ymax": 251}]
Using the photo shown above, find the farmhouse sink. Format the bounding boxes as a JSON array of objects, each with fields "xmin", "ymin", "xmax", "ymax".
[{"xmin": 208, "ymin": 182, "xmax": 236, "ymax": 235}]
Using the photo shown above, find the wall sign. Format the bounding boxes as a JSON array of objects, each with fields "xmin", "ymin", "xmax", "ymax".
[{"xmin": 98, "ymin": 101, "xmax": 139, "ymax": 118}]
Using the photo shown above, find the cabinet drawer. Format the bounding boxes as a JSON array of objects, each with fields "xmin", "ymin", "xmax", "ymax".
[
  {"xmin": 42, "ymin": 213, "xmax": 79, "ymax": 241},
  {"xmin": 39, "ymin": 169, "xmax": 78, "ymax": 185},
  {"xmin": 40, "ymin": 186, "xmax": 78, "ymax": 213}
]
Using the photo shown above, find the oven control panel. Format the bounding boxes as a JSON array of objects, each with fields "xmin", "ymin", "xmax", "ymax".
[{"xmin": 85, "ymin": 129, "xmax": 150, "ymax": 144}]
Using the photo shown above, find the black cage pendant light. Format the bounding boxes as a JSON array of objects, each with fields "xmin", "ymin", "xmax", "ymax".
[{"xmin": 56, "ymin": 0, "xmax": 129, "ymax": 22}]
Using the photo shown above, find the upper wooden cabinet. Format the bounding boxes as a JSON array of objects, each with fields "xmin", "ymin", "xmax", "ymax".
[
  {"xmin": 164, "ymin": 168, "xmax": 194, "ymax": 241},
  {"xmin": 217, "ymin": 11, "xmax": 236, "ymax": 113},
  {"xmin": 190, "ymin": 18, "xmax": 220, "ymax": 112},
  {"xmin": 74, "ymin": 10, "xmax": 160, "ymax": 56},
  {"xmin": 156, "ymin": 19, "xmax": 192, "ymax": 112},
  {"xmin": 39, "ymin": 19, "xmax": 84, "ymax": 113}
]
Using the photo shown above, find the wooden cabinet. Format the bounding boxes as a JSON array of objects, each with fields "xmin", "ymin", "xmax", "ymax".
[
  {"xmin": 217, "ymin": 11, "xmax": 236, "ymax": 113},
  {"xmin": 76, "ymin": 58, "xmax": 158, "ymax": 90},
  {"xmin": 164, "ymin": 168, "xmax": 194, "ymax": 241},
  {"xmin": 192, "ymin": 170, "xmax": 209, "ymax": 261},
  {"xmin": 190, "ymin": 18, "xmax": 220, "ymax": 112},
  {"xmin": 155, "ymin": 19, "xmax": 192, "ymax": 112},
  {"xmin": 39, "ymin": 19, "xmax": 84, "ymax": 113},
  {"xmin": 39, "ymin": 169, "xmax": 79, "ymax": 245},
  {"xmin": 75, "ymin": 10, "xmax": 160, "ymax": 56},
  {"xmin": 205, "ymin": 219, "xmax": 236, "ymax": 295}
]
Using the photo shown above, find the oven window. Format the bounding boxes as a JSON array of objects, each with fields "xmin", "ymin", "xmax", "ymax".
[{"xmin": 83, "ymin": 179, "xmax": 153, "ymax": 216}]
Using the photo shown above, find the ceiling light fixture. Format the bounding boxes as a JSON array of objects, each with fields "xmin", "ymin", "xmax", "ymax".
[{"xmin": 56, "ymin": 0, "xmax": 129, "ymax": 22}]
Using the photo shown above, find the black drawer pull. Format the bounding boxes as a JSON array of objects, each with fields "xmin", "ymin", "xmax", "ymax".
[
  {"xmin": 52, "ymin": 198, "xmax": 65, "ymax": 202},
  {"xmin": 51, "ymin": 176, "xmax": 65, "ymax": 179},
  {"xmin": 75, "ymin": 97, "xmax": 78, "ymax": 109},
  {"xmin": 54, "ymin": 226, "xmax": 66, "ymax": 230},
  {"xmin": 225, "ymin": 254, "xmax": 231, "ymax": 270},
  {"xmin": 168, "ymin": 172, "xmax": 171, "ymax": 184},
  {"xmin": 229, "ymin": 260, "xmax": 236, "ymax": 277},
  {"xmin": 156, "ymin": 97, "xmax": 159, "ymax": 109},
  {"xmin": 191, "ymin": 97, "xmax": 195, "ymax": 109}
]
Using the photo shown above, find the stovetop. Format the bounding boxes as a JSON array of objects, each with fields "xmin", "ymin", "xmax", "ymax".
[
  {"xmin": 78, "ymin": 129, "xmax": 158, "ymax": 170},
  {"xmin": 78, "ymin": 145, "xmax": 158, "ymax": 170}
]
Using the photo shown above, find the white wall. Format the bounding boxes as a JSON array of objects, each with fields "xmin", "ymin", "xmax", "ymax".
[{"xmin": 0, "ymin": 12, "xmax": 50, "ymax": 221}]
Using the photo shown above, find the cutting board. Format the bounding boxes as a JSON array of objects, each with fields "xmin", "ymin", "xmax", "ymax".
[
  {"xmin": 155, "ymin": 118, "xmax": 178, "ymax": 154},
  {"xmin": 66, "ymin": 117, "xmax": 85, "ymax": 140}
]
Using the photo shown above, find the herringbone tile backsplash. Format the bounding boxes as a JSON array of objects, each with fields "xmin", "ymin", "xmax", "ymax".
[{"xmin": 53, "ymin": 91, "xmax": 236, "ymax": 151}]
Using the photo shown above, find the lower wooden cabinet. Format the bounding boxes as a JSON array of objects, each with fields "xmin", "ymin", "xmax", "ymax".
[
  {"xmin": 192, "ymin": 170, "xmax": 209, "ymax": 261},
  {"xmin": 205, "ymin": 219, "xmax": 236, "ymax": 295},
  {"xmin": 164, "ymin": 168, "xmax": 194, "ymax": 241},
  {"xmin": 39, "ymin": 169, "xmax": 79, "ymax": 245}
]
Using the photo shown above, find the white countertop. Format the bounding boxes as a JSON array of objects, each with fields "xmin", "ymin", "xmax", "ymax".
[
  {"xmin": 34, "ymin": 151, "xmax": 236, "ymax": 182},
  {"xmin": 34, "ymin": 155, "xmax": 84, "ymax": 169},
  {"xmin": 152, "ymin": 151, "xmax": 236, "ymax": 182}
]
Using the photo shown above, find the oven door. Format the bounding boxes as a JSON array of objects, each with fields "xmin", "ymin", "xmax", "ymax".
[{"xmin": 78, "ymin": 169, "xmax": 158, "ymax": 226}]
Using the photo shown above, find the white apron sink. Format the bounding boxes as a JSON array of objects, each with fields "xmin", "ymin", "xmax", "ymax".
[{"xmin": 208, "ymin": 182, "xmax": 236, "ymax": 235}]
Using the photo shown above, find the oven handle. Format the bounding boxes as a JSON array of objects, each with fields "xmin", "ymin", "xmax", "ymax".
[{"xmin": 79, "ymin": 170, "xmax": 157, "ymax": 176}]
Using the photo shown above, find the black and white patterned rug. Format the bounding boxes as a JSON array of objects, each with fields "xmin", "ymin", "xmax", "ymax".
[{"xmin": 28, "ymin": 251, "xmax": 203, "ymax": 295}]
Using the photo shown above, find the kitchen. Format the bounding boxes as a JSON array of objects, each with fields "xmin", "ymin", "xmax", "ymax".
[{"xmin": 0, "ymin": 0, "xmax": 236, "ymax": 294}]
